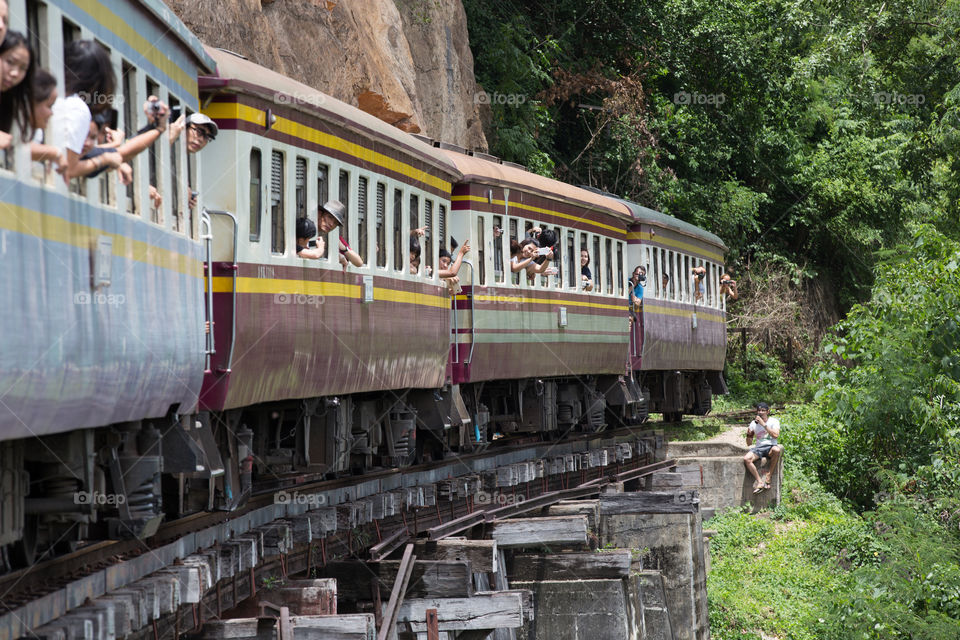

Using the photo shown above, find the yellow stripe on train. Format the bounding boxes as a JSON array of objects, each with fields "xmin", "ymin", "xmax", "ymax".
[{"xmin": 209, "ymin": 276, "xmax": 452, "ymax": 308}]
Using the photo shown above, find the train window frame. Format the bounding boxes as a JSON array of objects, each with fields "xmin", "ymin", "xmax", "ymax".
[
  {"xmin": 509, "ymin": 218, "xmax": 520, "ymax": 286},
  {"xmin": 493, "ymin": 214, "xmax": 505, "ymax": 283},
  {"xmin": 249, "ymin": 148, "xmax": 262, "ymax": 241},
  {"xmin": 651, "ymin": 246, "xmax": 660, "ymax": 299},
  {"xmin": 338, "ymin": 168, "xmax": 350, "ymax": 248},
  {"xmin": 477, "ymin": 215, "xmax": 486, "ymax": 286},
  {"xmin": 605, "ymin": 238, "xmax": 613, "ymax": 295},
  {"xmin": 617, "ymin": 241, "xmax": 624, "ymax": 297},
  {"xmin": 409, "ymin": 193, "xmax": 420, "ymax": 277},
  {"xmin": 552, "ymin": 226, "xmax": 563, "ymax": 289},
  {"xmin": 270, "ymin": 149, "xmax": 286, "ymax": 255},
  {"xmin": 295, "ymin": 157, "xmax": 307, "ymax": 221},
  {"xmin": 375, "ymin": 182, "xmax": 387, "ymax": 269},
  {"xmin": 393, "ymin": 187, "xmax": 405, "ymax": 273},
  {"xmin": 424, "ymin": 198, "xmax": 434, "ymax": 278},
  {"xmin": 357, "ymin": 175, "xmax": 368, "ymax": 265},
  {"xmin": 593, "ymin": 235, "xmax": 602, "ymax": 294},
  {"xmin": 317, "ymin": 163, "xmax": 329, "ymax": 258},
  {"xmin": 567, "ymin": 231, "xmax": 576, "ymax": 289}
]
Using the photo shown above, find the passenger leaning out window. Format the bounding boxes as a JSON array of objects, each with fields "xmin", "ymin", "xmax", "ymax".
[
  {"xmin": 318, "ymin": 200, "xmax": 362, "ymax": 269},
  {"xmin": 0, "ymin": 31, "xmax": 36, "ymax": 150},
  {"xmin": 438, "ymin": 241, "xmax": 470, "ymax": 294},
  {"xmin": 296, "ymin": 217, "xmax": 325, "ymax": 259},
  {"xmin": 580, "ymin": 248, "xmax": 593, "ymax": 291},
  {"xmin": 691, "ymin": 266, "xmax": 707, "ymax": 302}
]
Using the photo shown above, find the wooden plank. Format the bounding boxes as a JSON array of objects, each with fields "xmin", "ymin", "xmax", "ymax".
[
  {"xmin": 426, "ymin": 609, "xmax": 439, "ymax": 640},
  {"xmin": 412, "ymin": 539, "xmax": 498, "ymax": 573},
  {"xmin": 200, "ymin": 615, "xmax": 375, "ymax": 640},
  {"xmin": 317, "ymin": 561, "xmax": 472, "ymax": 600},
  {"xmin": 397, "ymin": 592, "xmax": 526, "ymax": 632},
  {"xmin": 490, "ymin": 516, "xmax": 587, "ymax": 549},
  {"xmin": 599, "ymin": 491, "xmax": 699, "ymax": 515},
  {"xmin": 509, "ymin": 550, "xmax": 631, "ymax": 581},
  {"xmin": 648, "ymin": 472, "xmax": 683, "ymax": 489},
  {"xmin": 378, "ymin": 544, "xmax": 416, "ymax": 640}
]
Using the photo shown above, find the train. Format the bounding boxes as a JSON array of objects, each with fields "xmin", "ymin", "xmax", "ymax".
[{"xmin": 0, "ymin": 0, "xmax": 728, "ymax": 570}]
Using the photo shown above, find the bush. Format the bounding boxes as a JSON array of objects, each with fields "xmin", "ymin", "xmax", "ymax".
[{"xmin": 724, "ymin": 342, "xmax": 797, "ymax": 405}]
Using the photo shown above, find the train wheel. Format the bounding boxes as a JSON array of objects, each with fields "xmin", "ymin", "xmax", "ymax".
[{"xmin": 664, "ymin": 411, "xmax": 683, "ymax": 423}]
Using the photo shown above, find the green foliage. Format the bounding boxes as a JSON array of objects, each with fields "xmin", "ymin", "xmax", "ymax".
[
  {"xmin": 723, "ymin": 343, "xmax": 796, "ymax": 405},
  {"xmin": 464, "ymin": 0, "xmax": 960, "ymax": 309}
]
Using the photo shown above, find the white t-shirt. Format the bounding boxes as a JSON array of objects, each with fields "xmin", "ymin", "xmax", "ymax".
[
  {"xmin": 50, "ymin": 95, "xmax": 91, "ymax": 155},
  {"xmin": 748, "ymin": 416, "xmax": 780, "ymax": 444}
]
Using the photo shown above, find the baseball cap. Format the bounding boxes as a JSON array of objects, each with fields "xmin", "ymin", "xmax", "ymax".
[{"xmin": 186, "ymin": 113, "xmax": 218, "ymax": 140}]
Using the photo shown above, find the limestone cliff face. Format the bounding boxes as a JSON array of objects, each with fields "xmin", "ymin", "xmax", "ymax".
[{"xmin": 167, "ymin": 0, "xmax": 486, "ymax": 150}]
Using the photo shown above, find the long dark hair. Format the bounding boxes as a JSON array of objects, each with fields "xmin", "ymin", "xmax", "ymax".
[
  {"xmin": 0, "ymin": 31, "xmax": 36, "ymax": 140},
  {"xmin": 30, "ymin": 68, "xmax": 56, "ymax": 127},
  {"xmin": 63, "ymin": 39, "xmax": 115, "ymax": 113}
]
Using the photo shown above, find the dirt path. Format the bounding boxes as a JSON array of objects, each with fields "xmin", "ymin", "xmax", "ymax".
[{"xmin": 701, "ymin": 423, "xmax": 749, "ymax": 449}]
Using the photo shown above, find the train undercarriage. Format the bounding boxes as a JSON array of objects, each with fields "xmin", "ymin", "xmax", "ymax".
[{"xmin": 0, "ymin": 368, "xmax": 722, "ymax": 571}]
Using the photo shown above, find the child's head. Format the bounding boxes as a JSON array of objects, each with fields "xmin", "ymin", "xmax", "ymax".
[
  {"xmin": 82, "ymin": 120, "xmax": 98, "ymax": 154},
  {"xmin": 31, "ymin": 68, "xmax": 57, "ymax": 130}
]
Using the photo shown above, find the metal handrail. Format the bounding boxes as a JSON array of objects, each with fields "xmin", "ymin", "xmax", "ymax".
[
  {"xmin": 461, "ymin": 260, "xmax": 477, "ymax": 365},
  {"xmin": 200, "ymin": 210, "xmax": 215, "ymax": 361}
]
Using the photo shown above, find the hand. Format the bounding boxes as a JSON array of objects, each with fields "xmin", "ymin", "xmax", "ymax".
[
  {"xmin": 458, "ymin": 240, "xmax": 471, "ymax": 256},
  {"xmin": 103, "ymin": 127, "xmax": 125, "ymax": 145},
  {"xmin": 149, "ymin": 184, "xmax": 163, "ymax": 208},
  {"xmin": 531, "ymin": 226, "xmax": 542, "ymax": 236},
  {"xmin": 168, "ymin": 114, "xmax": 186, "ymax": 142},
  {"xmin": 118, "ymin": 162, "xmax": 133, "ymax": 186},
  {"xmin": 545, "ymin": 248, "xmax": 554, "ymax": 260},
  {"xmin": 544, "ymin": 266, "xmax": 558, "ymax": 276},
  {"xmin": 315, "ymin": 236, "xmax": 325, "ymax": 255},
  {"xmin": 188, "ymin": 190, "xmax": 198, "ymax": 209},
  {"xmin": 53, "ymin": 150, "xmax": 67, "ymax": 174},
  {"xmin": 0, "ymin": 131, "xmax": 12, "ymax": 150},
  {"xmin": 143, "ymin": 96, "xmax": 170, "ymax": 131},
  {"xmin": 411, "ymin": 226, "xmax": 426, "ymax": 237}
]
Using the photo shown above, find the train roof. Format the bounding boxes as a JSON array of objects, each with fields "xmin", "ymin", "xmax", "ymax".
[
  {"xmin": 201, "ymin": 47, "xmax": 461, "ymax": 180},
  {"xmin": 438, "ymin": 149, "xmax": 635, "ymax": 223},
  {"xmin": 138, "ymin": 0, "xmax": 216, "ymax": 72},
  {"xmin": 580, "ymin": 187, "xmax": 727, "ymax": 251}
]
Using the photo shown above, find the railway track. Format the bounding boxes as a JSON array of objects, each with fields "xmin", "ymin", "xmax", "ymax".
[{"xmin": 0, "ymin": 423, "xmax": 671, "ymax": 640}]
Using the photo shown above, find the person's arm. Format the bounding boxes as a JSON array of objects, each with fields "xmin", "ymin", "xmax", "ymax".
[
  {"xmin": 529, "ymin": 249, "xmax": 554, "ymax": 274},
  {"xmin": 439, "ymin": 241, "xmax": 471, "ymax": 278},
  {"xmin": 168, "ymin": 114, "xmax": 186, "ymax": 144},
  {"xmin": 746, "ymin": 421, "xmax": 755, "ymax": 446},
  {"xmin": 64, "ymin": 149, "xmax": 124, "ymax": 180},
  {"xmin": 339, "ymin": 239, "xmax": 363, "ymax": 267},
  {"xmin": 298, "ymin": 237, "xmax": 326, "ymax": 260},
  {"xmin": 31, "ymin": 142, "xmax": 66, "ymax": 169},
  {"xmin": 511, "ymin": 256, "xmax": 533, "ymax": 272},
  {"xmin": 97, "ymin": 127, "xmax": 125, "ymax": 149},
  {"xmin": 765, "ymin": 418, "xmax": 780, "ymax": 439}
]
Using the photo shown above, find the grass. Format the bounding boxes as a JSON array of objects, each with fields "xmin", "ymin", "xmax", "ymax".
[{"xmin": 707, "ymin": 465, "xmax": 855, "ymax": 640}]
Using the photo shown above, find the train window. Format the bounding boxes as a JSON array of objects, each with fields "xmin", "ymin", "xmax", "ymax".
[
  {"xmin": 169, "ymin": 95, "xmax": 183, "ymax": 231},
  {"xmin": 249, "ymin": 148, "xmax": 262, "ymax": 241},
  {"xmin": 62, "ymin": 17, "xmax": 80, "ymax": 44},
  {"xmin": 494, "ymin": 215, "xmax": 505, "ymax": 282},
  {"xmin": 652, "ymin": 248, "xmax": 660, "ymax": 298},
  {"xmin": 121, "ymin": 63, "xmax": 137, "ymax": 214},
  {"xmin": 438, "ymin": 202, "xmax": 447, "ymax": 253},
  {"xmin": 338, "ymin": 169, "xmax": 350, "ymax": 246},
  {"xmin": 409, "ymin": 194, "xmax": 419, "ymax": 232},
  {"xmin": 295, "ymin": 157, "xmax": 307, "ymax": 219},
  {"xmin": 424, "ymin": 199, "xmax": 433, "ymax": 275},
  {"xmin": 146, "ymin": 77, "xmax": 160, "ymax": 223},
  {"xmin": 554, "ymin": 227, "xmax": 562, "ymax": 288},
  {"xmin": 26, "ymin": 1, "xmax": 47, "ymax": 72},
  {"xmin": 510, "ymin": 218, "xmax": 519, "ymax": 285},
  {"xmin": 376, "ymin": 183, "xmax": 386, "ymax": 268},
  {"xmin": 477, "ymin": 216, "xmax": 486, "ymax": 286},
  {"xmin": 660, "ymin": 249, "xmax": 669, "ymax": 299},
  {"xmin": 605, "ymin": 238, "xmax": 613, "ymax": 294},
  {"xmin": 393, "ymin": 188, "xmax": 404, "ymax": 272},
  {"xmin": 593, "ymin": 236, "xmax": 602, "ymax": 293},
  {"xmin": 567, "ymin": 231, "xmax": 575, "ymax": 288},
  {"xmin": 617, "ymin": 242, "xmax": 624, "ymax": 297},
  {"xmin": 271, "ymin": 150, "xmax": 285, "ymax": 254},
  {"xmin": 683, "ymin": 255, "xmax": 691, "ymax": 302},
  {"xmin": 318, "ymin": 163, "xmax": 329, "ymax": 258},
  {"xmin": 357, "ymin": 176, "xmax": 368, "ymax": 264}
]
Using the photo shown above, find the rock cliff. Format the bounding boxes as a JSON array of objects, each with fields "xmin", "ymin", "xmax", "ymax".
[{"xmin": 166, "ymin": 0, "xmax": 486, "ymax": 150}]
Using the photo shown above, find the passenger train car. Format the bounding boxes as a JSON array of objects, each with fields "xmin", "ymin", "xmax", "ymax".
[{"xmin": 0, "ymin": 0, "xmax": 728, "ymax": 570}]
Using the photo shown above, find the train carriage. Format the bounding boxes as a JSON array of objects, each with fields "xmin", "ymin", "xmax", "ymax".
[
  {"xmin": 435, "ymin": 149, "xmax": 647, "ymax": 439},
  {"xmin": 193, "ymin": 49, "xmax": 465, "ymax": 487},
  {"xmin": 0, "ymin": 0, "xmax": 214, "ymax": 563},
  {"xmin": 623, "ymin": 199, "xmax": 728, "ymax": 420}
]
